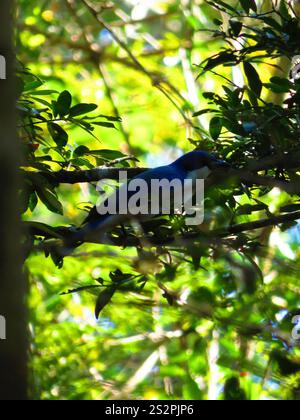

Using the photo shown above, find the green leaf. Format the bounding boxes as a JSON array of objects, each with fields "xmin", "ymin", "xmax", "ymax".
[
  {"xmin": 85, "ymin": 149, "xmax": 127, "ymax": 160},
  {"xmin": 33, "ymin": 97, "xmax": 53, "ymax": 108},
  {"xmin": 201, "ymin": 52, "xmax": 236, "ymax": 74},
  {"xmin": 266, "ymin": 77, "xmax": 293, "ymax": 93},
  {"xmin": 240, "ymin": 0, "xmax": 257, "ymax": 14},
  {"xmin": 109, "ymin": 270, "xmax": 133, "ymax": 283},
  {"xmin": 243, "ymin": 62, "xmax": 263, "ymax": 97},
  {"xmin": 24, "ymin": 80, "xmax": 43, "ymax": 92},
  {"xmin": 47, "ymin": 122, "xmax": 69, "ymax": 148},
  {"xmin": 29, "ymin": 192, "xmax": 38, "ymax": 212},
  {"xmin": 224, "ymin": 377, "xmax": 247, "ymax": 401},
  {"xmin": 93, "ymin": 121, "xmax": 116, "ymax": 129},
  {"xmin": 229, "ymin": 20, "xmax": 243, "ymax": 37},
  {"xmin": 279, "ymin": 0, "xmax": 290, "ymax": 21},
  {"xmin": 183, "ymin": 376, "xmax": 203, "ymax": 400},
  {"xmin": 259, "ymin": 16, "xmax": 282, "ymax": 32},
  {"xmin": 36, "ymin": 188, "xmax": 63, "ymax": 215},
  {"xmin": 209, "ymin": 117, "xmax": 223, "ymax": 140},
  {"xmin": 207, "ymin": 0, "xmax": 237, "ymax": 14},
  {"xmin": 95, "ymin": 287, "xmax": 116, "ymax": 319},
  {"xmin": 71, "ymin": 157, "xmax": 94, "ymax": 168},
  {"xmin": 55, "ymin": 90, "xmax": 72, "ymax": 117},
  {"xmin": 73, "ymin": 145, "xmax": 90, "ymax": 157},
  {"xmin": 222, "ymin": 118, "xmax": 245, "ymax": 136},
  {"xmin": 61, "ymin": 285, "xmax": 102, "ymax": 295},
  {"xmin": 193, "ymin": 108, "xmax": 217, "ymax": 117},
  {"xmin": 69, "ymin": 103, "xmax": 98, "ymax": 117},
  {"xmin": 98, "ymin": 115, "xmax": 122, "ymax": 122},
  {"xmin": 29, "ymin": 90, "xmax": 58, "ymax": 96}
]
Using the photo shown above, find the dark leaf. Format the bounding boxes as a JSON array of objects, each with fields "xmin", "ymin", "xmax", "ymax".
[
  {"xmin": 240, "ymin": 0, "xmax": 257, "ymax": 14},
  {"xmin": 193, "ymin": 108, "xmax": 217, "ymax": 117},
  {"xmin": 61, "ymin": 285, "xmax": 102, "ymax": 295},
  {"xmin": 55, "ymin": 90, "xmax": 72, "ymax": 117},
  {"xmin": 85, "ymin": 149, "xmax": 127, "ymax": 160},
  {"xmin": 207, "ymin": 0, "xmax": 237, "ymax": 14},
  {"xmin": 209, "ymin": 117, "xmax": 223, "ymax": 140},
  {"xmin": 30, "ymin": 90, "xmax": 58, "ymax": 96},
  {"xmin": 201, "ymin": 52, "xmax": 236, "ymax": 74},
  {"xmin": 36, "ymin": 187, "xmax": 63, "ymax": 215},
  {"xmin": 109, "ymin": 270, "xmax": 133, "ymax": 283},
  {"xmin": 98, "ymin": 115, "xmax": 122, "ymax": 122},
  {"xmin": 92, "ymin": 121, "xmax": 116, "ymax": 129},
  {"xmin": 224, "ymin": 377, "xmax": 247, "ymax": 401},
  {"xmin": 69, "ymin": 103, "xmax": 98, "ymax": 117},
  {"xmin": 73, "ymin": 145, "xmax": 90, "ymax": 157},
  {"xmin": 271, "ymin": 350, "xmax": 300, "ymax": 376},
  {"xmin": 243, "ymin": 62, "xmax": 263, "ymax": 97},
  {"xmin": 95, "ymin": 287, "xmax": 116, "ymax": 319},
  {"xmin": 229, "ymin": 20, "xmax": 243, "ymax": 37},
  {"xmin": 48, "ymin": 122, "xmax": 69, "ymax": 148},
  {"xmin": 29, "ymin": 192, "xmax": 38, "ymax": 212}
]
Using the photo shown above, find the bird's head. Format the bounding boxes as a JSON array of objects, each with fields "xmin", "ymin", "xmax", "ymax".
[{"xmin": 173, "ymin": 150, "xmax": 229, "ymax": 173}]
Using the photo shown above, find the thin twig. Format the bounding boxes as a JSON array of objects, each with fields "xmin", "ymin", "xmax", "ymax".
[
  {"xmin": 79, "ymin": 0, "xmax": 194, "ymax": 128},
  {"xmin": 65, "ymin": 0, "xmax": 135, "ymax": 153}
]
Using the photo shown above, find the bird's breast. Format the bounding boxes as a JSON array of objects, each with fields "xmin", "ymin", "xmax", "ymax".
[{"xmin": 187, "ymin": 166, "xmax": 212, "ymax": 181}]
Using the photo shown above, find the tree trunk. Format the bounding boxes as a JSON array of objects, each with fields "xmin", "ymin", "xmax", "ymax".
[{"xmin": 0, "ymin": 0, "xmax": 28, "ymax": 400}]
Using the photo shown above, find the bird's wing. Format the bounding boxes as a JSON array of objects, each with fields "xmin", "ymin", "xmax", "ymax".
[
  {"xmin": 86, "ymin": 165, "xmax": 185, "ymax": 223},
  {"xmin": 79, "ymin": 164, "xmax": 186, "ymax": 239}
]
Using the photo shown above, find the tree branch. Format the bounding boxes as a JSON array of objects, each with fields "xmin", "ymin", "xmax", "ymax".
[
  {"xmin": 76, "ymin": 209, "xmax": 300, "ymax": 251},
  {"xmin": 31, "ymin": 164, "xmax": 300, "ymax": 195},
  {"xmin": 246, "ymin": 150, "xmax": 300, "ymax": 172},
  {"xmin": 29, "ymin": 208, "xmax": 300, "ymax": 254},
  {"xmin": 212, "ymin": 168, "xmax": 300, "ymax": 195},
  {"xmin": 30, "ymin": 167, "xmax": 147, "ymax": 184},
  {"xmin": 225, "ymin": 210, "xmax": 300, "ymax": 235}
]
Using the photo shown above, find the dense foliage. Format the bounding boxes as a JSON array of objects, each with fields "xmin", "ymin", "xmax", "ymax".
[{"xmin": 18, "ymin": 0, "xmax": 300, "ymax": 400}]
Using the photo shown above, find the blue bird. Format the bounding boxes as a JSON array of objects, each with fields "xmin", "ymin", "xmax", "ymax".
[{"xmin": 74, "ymin": 150, "xmax": 228, "ymax": 243}]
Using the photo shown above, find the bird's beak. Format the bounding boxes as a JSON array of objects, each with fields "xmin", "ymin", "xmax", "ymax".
[{"xmin": 209, "ymin": 159, "xmax": 230, "ymax": 170}]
